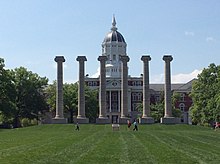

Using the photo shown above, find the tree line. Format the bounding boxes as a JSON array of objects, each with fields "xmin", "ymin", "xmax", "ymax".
[
  {"xmin": 0, "ymin": 58, "xmax": 98, "ymax": 128},
  {"xmin": 1, "ymin": 57, "xmax": 219, "ymax": 128}
]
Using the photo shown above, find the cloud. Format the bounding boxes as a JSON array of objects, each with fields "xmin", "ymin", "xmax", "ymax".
[
  {"xmin": 90, "ymin": 68, "xmax": 202, "ymax": 84},
  {"xmin": 184, "ymin": 31, "xmax": 194, "ymax": 36},
  {"xmin": 91, "ymin": 67, "xmax": 100, "ymax": 78},
  {"xmin": 172, "ymin": 69, "xmax": 202, "ymax": 83},
  {"xmin": 206, "ymin": 37, "xmax": 214, "ymax": 42},
  {"xmin": 150, "ymin": 69, "xmax": 202, "ymax": 83}
]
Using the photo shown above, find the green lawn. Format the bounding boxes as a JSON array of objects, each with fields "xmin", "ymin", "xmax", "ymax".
[{"xmin": 0, "ymin": 124, "xmax": 220, "ymax": 164}]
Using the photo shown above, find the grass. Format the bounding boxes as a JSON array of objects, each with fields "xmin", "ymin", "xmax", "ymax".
[{"xmin": 0, "ymin": 124, "xmax": 220, "ymax": 164}]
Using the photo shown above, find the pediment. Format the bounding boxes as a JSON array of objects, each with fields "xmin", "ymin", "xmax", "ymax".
[{"xmin": 106, "ymin": 79, "xmax": 121, "ymax": 89}]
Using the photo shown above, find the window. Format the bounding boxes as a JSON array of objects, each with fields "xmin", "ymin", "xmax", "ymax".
[
  {"xmin": 112, "ymin": 81, "xmax": 117, "ymax": 86},
  {"xmin": 179, "ymin": 103, "xmax": 185, "ymax": 112},
  {"xmin": 180, "ymin": 93, "xmax": 185, "ymax": 102},
  {"xmin": 132, "ymin": 103, "xmax": 142, "ymax": 111},
  {"xmin": 132, "ymin": 81, "xmax": 142, "ymax": 86},
  {"xmin": 88, "ymin": 81, "xmax": 97, "ymax": 86},
  {"xmin": 112, "ymin": 92, "xmax": 118, "ymax": 101},
  {"xmin": 111, "ymin": 103, "xmax": 118, "ymax": 112},
  {"xmin": 155, "ymin": 95, "xmax": 161, "ymax": 102},
  {"xmin": 113, "ymin": 54, "xmax": 116, "ymax": 61},
  {"xmin": 132, "ymin": 92, "xmax": 142, "ymax": 101}
]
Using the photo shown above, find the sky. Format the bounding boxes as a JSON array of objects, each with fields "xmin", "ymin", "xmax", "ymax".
[{"xmin": 0, "ymin": 0, "xmax": 220, "ymax": 84}]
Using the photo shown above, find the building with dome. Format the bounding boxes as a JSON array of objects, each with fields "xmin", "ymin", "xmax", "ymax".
[{"xmin": 84, "ymin": 16, "xmax": 193, "ymax": 124}]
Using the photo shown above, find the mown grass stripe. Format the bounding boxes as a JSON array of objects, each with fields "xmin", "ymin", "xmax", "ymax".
[
  {"xmin": 0, "ymin": 124, "xmax": 220, "ymax": 164},
  {"xmin": 149, "ymin": 130, "xmax": 220, "ymax": 163}
]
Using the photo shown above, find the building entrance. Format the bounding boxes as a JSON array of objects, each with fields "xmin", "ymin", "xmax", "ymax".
[{"xmin": 112, "ymin": 115, "xmax": 119, "ymax": 123}]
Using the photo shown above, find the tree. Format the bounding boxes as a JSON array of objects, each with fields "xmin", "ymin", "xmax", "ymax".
[
  {"xmin": 0, "ymin": 58, "xmax": 48, "ymax": 128},
  {"xmin": 172, "ymin": 92, "xmax": 182, "ymax": 118},
  {"xmin": 45, "ymin": 81, "xmax": 56, "ymax": 112},
  {"xmin": 45, "ymin": 82, "xmax": 78, "ymax": 123},
  {"xmin": 137, "ymin": 91, "xmax": 181, "ymax": 123},
  {"xmin": 0, "ymin": 58, "xmax": 16, "ymax": 127},
  {"xmin": 11, "ymin": 67, "xmax": 48, "ymax": 127},
  {"xmin": 45, "ymin": 82, "xmax": 98, "ymax": 123},
  {"xmin": 63, "ymin": 83, "xmax": 78, "ymax": 123},
  {"xmin": 85, "ymin": 86, "xmax": 98, "ymax": 123},
  {"xmin": 150, "ymin": 103, "xmax": 164, "ymax": 123},
  {"xmin": 190, "ymin": 63, "xmax": 220, "ymax": 125}
]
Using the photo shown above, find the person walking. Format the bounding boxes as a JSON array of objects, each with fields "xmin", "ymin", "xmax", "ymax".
[
  {"xmin": 127, "ymin": 120, "xmax": 131, "ymax": 130},
  {"xmin": 75, "ymin": 122, "xmax": 79, "ymax": 131},
  {"xmin": 133, "ymin": 120, "xmax": 138, "ymax": 131}
]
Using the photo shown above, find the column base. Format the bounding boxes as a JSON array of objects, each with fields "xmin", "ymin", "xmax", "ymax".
[
  {"xmin": 52, "ymin": 118, "xmax": 67, "ymax": 124},
  {"xmin": 119, "ymin": 117, "xmax": 130, "ymax": 124},
  {"xmin": 76, "ymin": 117, "xmax": 89, "ymax": 124},
  {"xmin": 139, "ymin": 117, "xmax": 154, "ymax": 124},
  {"xmin": 160, "ymin": 117, "xmax": 181, "ymax": 124},
  {"xmin": 96, "ymin": 117, "xmax": 110, "ymax": 124}
]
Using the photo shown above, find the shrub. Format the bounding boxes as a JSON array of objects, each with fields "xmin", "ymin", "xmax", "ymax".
[
  {"xmin": 21, "ymin": 118, "xmax": 31, "ymax": 127},
  {"xmin": 31, "ymin": 119, "xmax": 38, "ymax": 125}
]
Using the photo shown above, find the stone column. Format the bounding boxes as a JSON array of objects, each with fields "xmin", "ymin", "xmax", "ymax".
[
  {"xmin": 161, "ymin": 55, "xmax": 180, "ymax": 124},
  {"xmin": 52, "ymin": 56, "xmax": 67, "ymax": 124},
  {"xmin": 119, "ymin": 56, "xmax": 130, "ymax": 124},
  {"xmin": 76, "ymin": 56, "xmax": 89, "ymax": 123},
  {"xmin": 96, "ymin": 56, "xmax": 110, "ymax": 124},
  {"xmin": 139, "ymin": 55, "xmax": 154, "ymax": 124}
]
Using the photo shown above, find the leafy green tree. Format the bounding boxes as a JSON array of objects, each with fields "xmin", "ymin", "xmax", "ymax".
[
  {"xmin": 45, "ymin": 81, "xmax": 56, "ymax": 112},
  {"xmin": 0, "ymin": 58, "xmax": 48, "ymax": 128},
  {"xmin": 85, "ymin": 86, "xmax": 98, "ymax": 123},
  {"xmin": 149, "ymin": 91, "xmax": 181, "ymax": 122},
  {"xmin": 190, "ymin": 63, "xmax": 220, "ymax": 125},
  {"xmin": 11, "ymin": 67, "xmax": 48, "ymax": 127},
  {"xmin": 150, "ymin": 103, "xmax": 164, "ymax": 123},
  {"xmin": 172, "ymin": 92, "xmax": 182, "ymax": 118},
  {"xmin": 45, "ymin": 82, "xmax": 98, "ymax": 123},
  {"xmin": 63, "ymin": 83, "xmax": 78, "ymax": 123},
  {"xmin": 45, "ymin": 82, "xmax": 78, "ymax": 123},
  {"xmin": 0, "ymin": 58, "xmax": 16, "ymax": 127}
]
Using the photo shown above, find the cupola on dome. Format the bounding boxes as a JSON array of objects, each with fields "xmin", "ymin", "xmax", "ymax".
[{"xmin": 103, "ymin": 16, "xmax": 126, "ymax": 43}]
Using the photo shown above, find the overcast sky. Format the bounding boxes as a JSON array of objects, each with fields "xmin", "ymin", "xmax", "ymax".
[{"xmin": 0, "ymin": 0, "xmax": 219, "ymax": 83}]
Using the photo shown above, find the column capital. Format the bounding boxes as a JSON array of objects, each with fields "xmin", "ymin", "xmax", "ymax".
[
  {"xmin": 141, "ymin": 55, "xmax": 151, "ymax": 62},
  {"xmin": 120, "ymin": 55, "xmax": 130, "ymax": 63},
  {"xmin": 98, "ymin": 56, "xmax": 107, "ymax": 62},
  {"xmin": 76, "ymin": 56, "xmax": 87, "ymax": 62},
  {"xmin": 55, "ymin": 56, "xmax": 65, "ymax": 62},
  {"xmin": 163, "ymin": 55, "xmax": 173, "ymax": 62}
]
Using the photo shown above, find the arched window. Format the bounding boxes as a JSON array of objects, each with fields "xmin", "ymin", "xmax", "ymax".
[
  {"xmin": 132, "ymin": 92, "xmax": 142, "ymax": 101},
  {"xmin": 179, "ymin": 103, "xmax": 185, "ymax": 112}
]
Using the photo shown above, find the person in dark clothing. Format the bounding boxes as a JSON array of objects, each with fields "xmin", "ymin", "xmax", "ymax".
[
  {"xmin": 133, "ymin": 121, "xmax": 138, "ymax": 131},
  {"xmin": 75, "ymin": 122, "xmax": 79, "ymax": 131}
]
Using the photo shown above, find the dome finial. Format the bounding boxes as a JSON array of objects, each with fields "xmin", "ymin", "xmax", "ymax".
[{"xmin": 111, "ymin": 15, "xmax": 117, "ymax": 31}]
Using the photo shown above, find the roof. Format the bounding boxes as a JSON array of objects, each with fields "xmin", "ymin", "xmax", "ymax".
[
  {"xmin": 103, "ymin": 16, "xmax": 126, "ymax": 43},
  {"xmin": 103, "ymin": 31, "xmax": 125, "ymax": 43}
]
